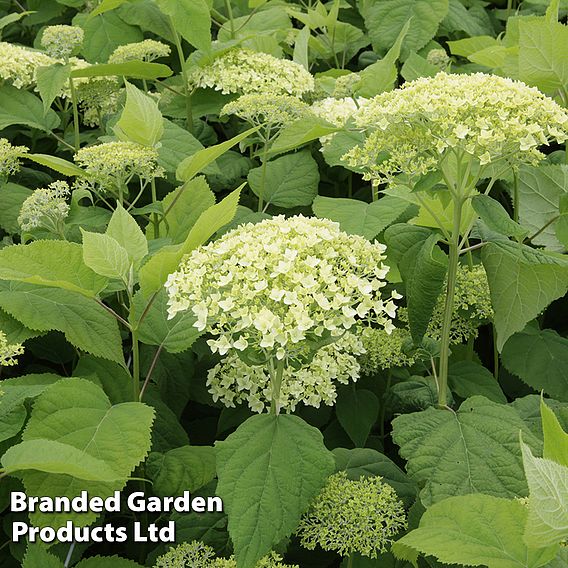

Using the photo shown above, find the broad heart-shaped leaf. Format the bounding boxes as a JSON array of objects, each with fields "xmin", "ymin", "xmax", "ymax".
[
  {"xmin": 70, "ymin": 61, "xmax": 172, "ymax": 80},
  {"xmin": 132, "ymin": 289, "xmax": 201, "ymax": 353},
  {"xmin": 0, "ymin": 182, "xmax": 32, "ymax": 234},
  {"xmin": 155, "ymin": 0, "xmax": 211, "ymax": 52},
  {"xmin": 481, "ymin": 239, "xmax": 568, "ymax": 350},
  {"xmin": 448, "ymin": 361, "xmax": 507, "ymax": 404},
  {"xmin": 521, "ymin": 440, "xmax": 568, "ymax": 549},
  {"xmin": 336, "ymin": 388, "xmax": 379, "ymax": 447},
  {"xmin": 360, "ymin": 0, "xmax": 449, "ymax": 58},
  {"xmin": 106, "ymin": 202, "xmax": 148, "ymax": 264},
  {"xmin": 502, "ymin": 328, "xmax": 568, "ymax": 402},
  {"xmin": 393, "ymin": 494, "xmax": 559, "ymax": 568},
  {"xmin": 35, "ymin": 63, "xmax": 71, "ymax": 115},
  {"xmin": 4, "ymin": 379, "xmax": 154, "ymax": 528},
  {"xmin": 391, "ymin": 396, "xmax": 541, "ymax": 506},
  {"xmin": 157, "ymin": 118, "xmax": 206, "ymax": 174},
  {"xmin": 472, "ymin": 194, "xmax": 528, "ymax": 240},
  {"xmin": 146, "ymin": 446, "xmax": 216, "ymax": 497},
  {"xmin": 312, "ymin": 195, "xmax": 410, "ymax": 240},
  {"xmin": 82, "ymin": 230, "xmax": 130, "ymax": 281},
  {"xmin": 332, "ymin": 447, "xmax": 417, "ymax": 506},
  {"xmin": 0, "ymin": 240, "xmax": 107, "ymax": 297},
  {"xmin": 114, "ymin": 82, "xmax": 164, "ymax": 147},
  {"xmin": 139, "ymin": 186, "xmax": 241, "ymax": 296},
  {"xmin": 0, "ymin": 86, "xmax": 60, "ymax": 131},
  {"xmin": 216, "ymin": 414, "xmax": 335, "ymax": 568},
  {"xmin": 248, "ymin": 150, "xmax": 319, "ymax": 208},
  {"xmin": 74, "ymin": 355, "xmax": 132, "ymax": 404},
  {"xmin": 0, "ymin": 373, "xmax": 62, "ymax": 443},
  {"xmin": 23, "ymin": 545, "xmax": 64, "ymax": 568},
  {"xmin": 0, "ymin": 281, "xmax": 124, "ymax": 364},
  {"xmin": 541, "ymin": 398, "xmax": 568, "ymax": 467}
]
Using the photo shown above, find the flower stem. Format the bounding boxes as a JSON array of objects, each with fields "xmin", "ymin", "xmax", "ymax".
[
  {"xmin": 69, "ymin": 77, "xmax": 80, "ymax": 151},
  {"xmin": 132, "ymin": 329, "xmax": 140, "ymax": 401},
  {"xmin": 258, "ymin": 137, "xmax": 270, "ymax": 212},
  {"xmin": 170, "ymin": 16, "xmax": 193, "ymax": 133},
  {"xmin": 270, "ymin": 359, "xmax": 285, "ymax": 415},
  {"xmin": 347, "ymin": 555, "xmax": 354, "ymax": 568},
  {"xmin": 224, "ymin": 0, "xmax": 235, "ymax": 38},
  {"xmin": 150, "ymin": 178, "xmax": 160, "ymax": 236}
]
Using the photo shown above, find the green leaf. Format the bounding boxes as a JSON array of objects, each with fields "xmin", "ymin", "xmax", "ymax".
[
  {"xmin": 394, "ymin": 493, "xmax": 559, "ymax": 568},
  {"xmin": 155, "ymin": 0, "xmax": 211, "ymax": 52},
  {"xmin": 216, "ymin": 414, "xmax": 335, "ymax": 568},
  {"xmin": 336, "ymin": 389, "xmax": 379, "ymax": 447},
  {"xmin": 313, "ymin": 195, "xmax": 410, "ymax": 240},
  {"xmin": 269, "ymin": 116, "xmax": 339, "ymax": 156},
  {"xmin": 448, "ymin": 35, "xmax": 499, "ymax": 57},
  {"xmin": 0, "ymin": 11, "xmax": 34, "ymax": 34},
  {"xmin": 147, "ymin": 446, "xmax": 216, "ymax": 496},
  {"xmin": 114, "ymin": 82, "xmax": 164, "ymax": 147},
  {"xmin": 481, "ymin": 239, "xmax": 568, "ymax": 350},
  {"xmin": 70, "ymin": 60, "xmax": 172, "ymax": 80},
  {"xmin": 0, "ymin": 85, "xmax": 60, "ymax": 131},
  {"xmin": 0, "ymin": 282, "xmax": 124, "ymax": 364},
  {"xmin": 248, "ymin": 150, "xmax": 319, "ymax": 208},
  {"xmin": 75, "ymin": 355, "xmax": 132, "ymax": 404},
  {"xmin": 35, "ymin": 63, "xmax": 71, "ymax": 115},
  {"xmin": 26, "ymin": 153, "xmax": 85, "ymax": 177},
  {"xmin": 88, "ymin": 0, "xmax": 130, "ymax": 18},
  {"xmin": 472, "ymin": 195, "xmax": 528, "ymax": 240},
  {"xmin": 541, "ymin": 398, "xmax": 568, "ymax": 467},
  {"xmin": 556, "ymin": 193, "xmax": 568, "ymax": 248},
  {"xmin": 0, "ymin": 240, "xmax": 107, "ymax": 297},
  {"xmin": 157, "ymin": 118, "xmax": 205, "ymax": 174},
  {"xmin": 502, "ymin": 328, "xmax": 568, "ymax": 402},
  {"xmin": 106, "ymin": 203, "xmax": 148, "ymax": 264},
  {"xmin": 521, "ymin": 439, "xmax": 568, "ymax": 549},
  {"xmin": 391, "ymin": 396, "xmax": 541, "ymax": 506},
  {"xmin": 400, "ymin": 52, "xmax": 439, "ymax": 81},
  {"xmin": 176, "ymin": 126, "xmax": 259, "ymax": 182},
  {"xmin": 447, "ymin": 361, "xmax": 507, "ymax": 404},
  {"xmin": 82, "ymin": 230, "xmax": 131, "ymax": 281},
  {"xmin": 23, "ymin": 545, "xmax": 64, "ymax": 568},
  {"xmin": 0, "ymin": 182, "xmax": 32, "ymax": 234}
]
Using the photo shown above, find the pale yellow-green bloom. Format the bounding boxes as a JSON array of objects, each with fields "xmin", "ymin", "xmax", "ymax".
[
  {"xmin": 426, "ymin": 48, "xmax": 450, "ymax": 69},
  {"xmin": 0, "ymin": 330, "xmax": 24, "ymax": 366},
  {"xmin": 41, "ymin": 25, "xmax": 84, "ymax": 60},
  {"xmin": 0, "ymin": 42, "xmax": 55, "ymax": 89},
  {"xmin": 0, "ymin": 138, "xmax": 28, "ymax": 181},
  {"xmin": 332, "ymin": 73, "xmax": 361, "ymax": 98},
  {"xmin": 18, "ymin": 181, "xmax": 70, "ymax": 234},
  {"xmin": 109, "ymin": 39, "xmax": 171, "ymax": 63},
  {"xmin": 359, "ymin": 326, "xmax": 415, "ymax": 373}
]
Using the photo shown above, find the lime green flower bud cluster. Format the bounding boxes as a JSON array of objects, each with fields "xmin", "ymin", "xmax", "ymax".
[
  {"xmin": 359, "ymin": 326, "xmax": 415, "ymax": 373},
  {"xmin": 332, "ymin": 73, "xmax": 361, "ymax": 98},
  {"xmin": 0, "ymin": 42, "xmax": 55, "ymax": 89},
  {"xmin": 212, "ymin": 551, "xmax": 297, "ymax": 568},
  {"xmin": 296, "ymin": 471, "xmax": 407, "ymax": 558},
  {"xmin": 188, "ymin": 48, "xmax": 315, "ymax": 97},
  {"xmin": 0, "ymin": 138, "xmax": 28, "ymax": 181},
  {"xmin": 41, "ymin": 25, "xmax": 84, "ymax": 60},
  {"xmin": 207, "ymin": 331, "xmax": 364, "ymax": 413},
  {"xmin": 221, "ymin": 94, "xmax": 311, "ymax": 128},
  {"xmin": 0, "ymin": 330, "xmax": 24, "ymax": 366},
  {"xmin": 426, "ymin": 48, "xmax": 450, "ymax": 69},
  {"xmin": 109, "ymin": 39, "xmax": 171, "ymax": 63},
  {"xmin": 344, "ymin": 73, "xmax": 568, "ymax": 184},
  {"xmin": 18, "ymin": 181, "xmax": 70, "ymax": 234}
]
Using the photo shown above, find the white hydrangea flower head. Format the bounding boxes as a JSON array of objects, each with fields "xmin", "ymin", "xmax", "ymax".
[
  {"xmin": 0, "ymin": 138, "xmax": 28, "ymax": 181},
  {"xmin": 0, "ymin": 42, "xmax": 55, "ymax": 89},
  {"xmin": 41, "ymin": 25, "xmax": 84, "ymax": 60},
  {"xmin": 188, "ymin": 48, "xmax": 315, "ymax": 96},
  {"xmin": 310, "ymin": 97, "xmax": 368, "ymax": 144},
  {"xmin": 344, "ymin": 72, "xmax": 568, "ymax": 184},
  {"xmin": 207, "ymin": 331, "xmax": 364, "ymax": 413},
  {"xmin": 166, "ymin": 215, "xmax": 398, "ymax": 367},
  {"xmin": 109, "ymin": 39, "xmax": 171, "ymax": 63},
  {"xmin": 0, "ymin": 330, "xmax": 24, "ymax": 366},
  {"xmin": 18, "ymin": 181, "xmax": 70, "ymax": 234},
  {"xmin": 221, "ymin": 94, "xmax": 311, "ymax": 128}
]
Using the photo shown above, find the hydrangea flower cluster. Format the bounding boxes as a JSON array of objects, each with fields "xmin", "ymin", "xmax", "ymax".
[
  {"xmin": 221, "ymin": 94, "xmax": 311, "ymax": 129},
  {"xmin": 359, "ymin": 326, "xmax": 415, "ymax": 373},
  {"xmin": 344, "ymin": 73, "xmax": 568, "ymax": 184},
  {"xmin": 188, "ymin": 48, "xmax": 315, "ymax": 96},
  {"xmin": 207, "ymin": 331, "xmax": 364, "ymax": 413},
  {"xmin": 0, "ymin": 330, "xmax": 24, "ymax": 366},
  {"xmin": 109, "ymin": 39, "xmax": 171, "ymax": 63},
  {"xmin": 296, "ymin": 472, "xmax": 407, "ymax": 558},
  {"xmin": 166, "ymin": 215, "xmax": 398, "ymax": 362},
  {"xmin": 332, "ymin": 73, "xmax": 361, "ymax": 98},
  {"xmin": 74, "ymin": 141, "xmax": 162, "ymax": 195},
  {"xmin": 0, "ymin": 42, "xmax": 55, "ymax": 89},
  {"xmin": 40, "ymin": 25, "xmax": 84, "ymax": 60},
  {"xmin": 426, "ymin": 48, "xmax": 450, "ymax": 69},
  {"xmin": 18, "ymin": 181, "xmax": 71, "ymax": 235},
  {"xmin": 310, "ymin": 97, "xmax": 366, "ymax": 128},
  {"xmin": 0, "ymin": 138, "xmax": 28, "ymax": 181},
  {"xmin": 74, "ymin": 73, "xmax": 122, "ymax": 127}
]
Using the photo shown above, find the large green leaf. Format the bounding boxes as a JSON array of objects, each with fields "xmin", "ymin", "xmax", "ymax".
[
  {"xmin": 0, "ymin": 183, "xmax": 32, "ymax": 234},
  {"xmin": 394, "ymin": 493, "xmax": 559, "ymax": 568},
  {"xmin": 71, "ymin": 61, "xmax": 172, "ymax": 80},
  {"xmin": 269, "ymin": 116, "xmax": 339, "ymax": 156},
  {"xmin": 26, "ymin": 153, "xmax": 85, "ymax": 177},
  {"xmin": 0, "ymin": 281, "xmax": 124, "ymax": 364},
  {"xmin": 447, "ymin": 361, "xmax": 507, "ymax": 404},
  {"xmin": 155, "ymin": 0, "xmax": 211, "ymax": 52},
  {"xmin": 541, "ymin": 398, "xmax": 568, "ymax": 467},
  {"xmin": 35, "ymin": 63, "xmax": 71, "ymax": 115},
  {"xmin": 502, "ymin": 328, "xmax": 568, "ymax": 402},
  {"xmin": 481, "ymin": 239, "xmax": 568, "ymax": 350},
  {"xmin": 391, "ymin": 396, "xmax": 541, "ymax": 506},
  {"xmin": 472, "ymin": 194, "xmax": 528, "ymax": 240},
  {"xmin": 157, "ymin": 119, "xmax": 205, "ymax": 174},
  {"xmin": 336, "ymin": 389, "xmax": 379, "ymax": 447},
  {"xmin": 216, "ymin": 414, "xmax": 335, "ymax": 568},
  {"xmin": 82, "ymin": 230, "xmax": 130, "ymax": 281},
  {"xmin": 23, "ymin": 545, "xmax": 64, "ymax": 568},
  {"xmin": 106, "ymin": 202, "xmax": 148, "ymax": 264},
  {"xmin": 248, "ymin": 150, "xmax": 319, "ymax": 208},
  {"xmin": 0, "ymin": 86, "xmax": 60, "ymax": 131}
]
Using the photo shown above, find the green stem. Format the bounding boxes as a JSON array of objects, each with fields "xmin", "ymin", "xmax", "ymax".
[
  {"xmin": 132, "ymin": 329, "xmax": 140, "ymax": 401},
  {"xmin": 347, "ymin": 555, "xmax": 354, "ymax": 568},
  {"xmin": 224, "ymin": 0, "xmax": 235, "ymax": 38},
  {"xmin": 270, "ymin": 359, "xmax": 285, "ymax": 415},
  {"xmin": 438, "ymin": 198, "xmax": 463, "ymax": 407},
  {"xmin": 170, "ymin": 16, "xmax": 194, "ymax": 133},
  {"xmin": 258, "ymin": 135, "xmax": 270, "ymax": 212},
  {"xmin": 69, "ymin": 77, "xmax": 80, "ymax": 152},
  {"xmin": 512, "ymin": 170, "xmax": 519, "ymax": 223},
  {"xmin": 150, "ymin": 178, "xmax": 160, "ymax": 237}
]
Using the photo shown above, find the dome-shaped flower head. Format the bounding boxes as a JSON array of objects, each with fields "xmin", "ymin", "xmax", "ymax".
[
  {"xmin": 0, "ymin": 42, "xmax": 55, "ymax": 89},
  {"xmin": 41, "ymin": 25, "xmax": 84, "ymax": 60},
  {"xmin": 154, "ymin": 540, "xmax": 216, "ymax": 568},
  {"xmin": 109, "ymin": 39, "xmax": 171, "ymax": 64},
  {"xmin": 0, "ymin": 330, "xmax": 24, "ymax": 366},
  {"xmin": 166, "ymin": 215, "xmax": 399, "ymax": 364},
  {"xmin": 296, "ymin": 471, "xmax": 407, "ymax": 558},
  {"xmin": 0, "ymin": 138, "xmax": 28, "ymax": 182},
  {"xmin": 18, "ymin": 181, "xmax": 70, "ymax": 235},
  {"xmin": 344, "ymin": 72, "xmax": 568, "ymax": 185},
  {"xmin": 212, "ymin": 552, "xmax": 298, "ymax": 568},
  {"xmin": 188, "ymin": 48, "xmax": 314, "ymax": 97}
]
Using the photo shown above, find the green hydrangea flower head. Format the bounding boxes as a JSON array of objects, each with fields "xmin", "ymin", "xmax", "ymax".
[
  {"xmin": 344, "ymin": 72, "xmax": 568, "ymax": 184},
  {"xmin": 109, "ymin": 39, "xmax": 171, "ymax": 63},
  {"xmin": 73, "ymin": 70, "xmax": 122, "ymax": 127},
  {"xmin": 221, "ymin": 94, "xmax": 311, "ymax": 128},
  {"xmin": 188, "ymin": 48, "xmax": 315, "ymax": 96},
  {"xmin": 207, "ymin": 331, "xmax": 364, "ymax": 413},
  {"xmin": 212, "ymin": 552, "xmax": 298, "ymax": 568},
  {"xmin": 41, "ymin": 25, "xmax": 84, "ymax": 60},
  {"xmin": 359, "ymin": 326, "xmax": 415, "ymax": 373},
  {"xmin": 426, "ymin": 48, "xmax": 450, "ymax": 69},
  {"xmin": 332, "ymin": 73, "xmax": 361, "ymax": 98},
  {"xmin": 166, "ymin": 215, "xmax": 400, "ymax": 364},
  {"xmin": 0, "ymin": 42, "xmax": 55, "ymax": 89},
  {"xmin": 18, "ymin": 181, "xmax": 70, "ymax": 235},
  {"xmin": 0, "ymin": 330, "xmax": 24, "ymax": 366},
  {"xmin": 0, "ymin": 138, "xmax": 28, "ymax": 181},
  {"xmin": 297, "ymin": 471, "xmax": 407, "ymax": 558},
  {"xmin": 154, "ymin": 540, "xmax": 216, "ymax": 568}
]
